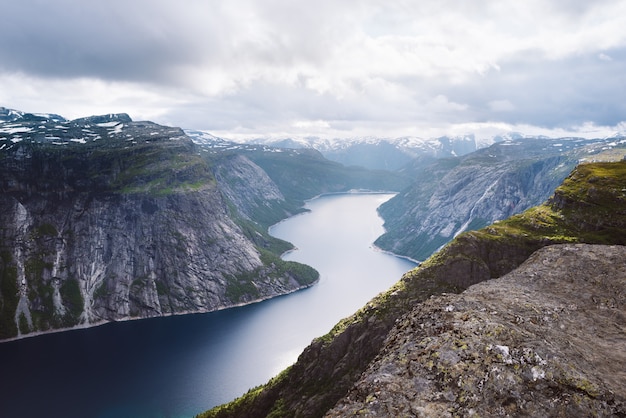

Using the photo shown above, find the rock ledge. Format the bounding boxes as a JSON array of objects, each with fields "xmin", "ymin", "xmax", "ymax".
[{"xmin": 328, "ymin": 244, "xmax": 626, "ymax": 417}]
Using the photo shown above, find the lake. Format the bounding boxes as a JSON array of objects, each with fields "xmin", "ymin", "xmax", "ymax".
[{"xmin": 0, "ymin": 193, "xmax": 416, "ymax": 418}]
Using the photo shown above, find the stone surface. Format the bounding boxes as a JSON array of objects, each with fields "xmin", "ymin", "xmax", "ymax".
[{"xmin": 327, "ymin": 244, "xmax": 626, "ymax": 417}]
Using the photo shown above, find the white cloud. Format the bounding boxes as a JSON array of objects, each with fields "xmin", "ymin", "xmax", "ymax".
[
  {"xmin": 292, "ymin": 120, "xmax": 331, "ymax": 130},
  {"xmin": 0, "ymin": 73, "xmax": 180, "ymax": 122},
  {"xmin": 428, "ymin": 95, "xmax": 468, "ymax": 113}
]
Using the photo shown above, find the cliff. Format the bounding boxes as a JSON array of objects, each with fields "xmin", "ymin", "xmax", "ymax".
[
  {"xmin": 201, "ymin": 161, "xmax": 626, "ymax": 417},
  {"xmin": 0, "ymin": 112, "xmax": 318, "ymax": 340},
  {"xmin": 328, "ymin": 243, "xmax": 625, "ymax": 417},
  {"xmin": 375, "ymin": 136, "xmax": 626, "ymax": 262}
]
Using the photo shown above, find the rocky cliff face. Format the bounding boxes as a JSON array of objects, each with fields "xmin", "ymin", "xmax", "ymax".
[
  {"xmin": 376, "ymin": 136, "xmax": 626, "ymax": 262},
  {"xmin": 201, "ymin": 161, "xmax": 626, "ymax": 417},
  {"xmin": 0, "ymin": 111, "xmax": 318, "ymax": 340}
]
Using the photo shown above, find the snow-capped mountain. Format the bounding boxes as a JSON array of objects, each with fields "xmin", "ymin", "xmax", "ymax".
[
  {"xmin": 0, "ymin": 106, "xmax": 66, "ymax": 123},
  {"xmin": 185, "ymin": 131, "xmax": 499, "ymax": 170},
  {"xmin": 607, "ymin": 130, "xmax": 626, "ymax": 139},
  {"xmin": 186, "ymin": 128, "xmax": 626, "ymax": 172}
]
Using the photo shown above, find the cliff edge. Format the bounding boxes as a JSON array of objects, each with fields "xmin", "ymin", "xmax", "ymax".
[{"xmin": 328, "ymin": 243, "xmax": 625, "ymax": 416}]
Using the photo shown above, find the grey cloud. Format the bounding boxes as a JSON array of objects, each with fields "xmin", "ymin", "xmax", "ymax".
[
  {"xmin": 1, "ymin": 0, "xmax": 624, "ymax": 137},
  {"xmin": 0, "ymin": 1, "xmax": 221, "ymax": 83},
  {"xmin": 162, "ymin": 43, "xmax": 626, "ymax": 135},
  {"xmin": 427, "ymin": 47, "xmax": 626, "ymax": 129},
  {"xmin": 0, "ymin": 0, "xmax": 355, "ymax": 85}
]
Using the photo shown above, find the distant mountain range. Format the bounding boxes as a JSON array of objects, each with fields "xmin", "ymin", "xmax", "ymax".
[
  {"xmin": 187, "ymin": 126, "xmax": 626, "ymax": 265},
  {"xmin": 186, "ymin": 130, "xmax": 503, "ymax": 170},
  {"xmin": 186, "ymin": 128, "xmax": 626, "ymax": 171}
]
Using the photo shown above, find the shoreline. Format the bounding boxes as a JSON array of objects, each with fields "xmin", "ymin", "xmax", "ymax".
[{"xmin": 0, "ymin": 279, "xmax": 319, "ymax": 345}]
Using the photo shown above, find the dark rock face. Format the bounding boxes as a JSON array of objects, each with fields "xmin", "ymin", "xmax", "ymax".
[
  {"xmin": 327, "ymin": 244, "xmax": 626, "ymax": 417},
  {"xmin": 0, "ymin": 113, "xmax": 317, "ymax": 340},
  {"xmin": 1, "ymin": 187, "xmax": 263, "ymax": 326}
]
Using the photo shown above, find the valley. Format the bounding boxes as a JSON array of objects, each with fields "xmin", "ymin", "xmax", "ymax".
[
  {"xmin": 1, "ymin": 107, "xmax": 625, "ymax": 417},
  {"xmin": 202, "ymin": 160, "xmax": 626, "ymax": 418},
  {"xmin": 0, "ymin": 192, "xmax": 414, "ymax": 418}
]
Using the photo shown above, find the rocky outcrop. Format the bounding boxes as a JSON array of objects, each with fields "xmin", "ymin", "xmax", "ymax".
[
  {"xmin": 327, "ymin": 244, "xmax": 626, "ymax": 417},
  {"xmin": 200, "ymin": 161, "xmax": 626, "ymax": 418},
  {"xmin": 376, "ymin": 137, "xmax": 626, "ymax": 262},
  {"xmin": 0, "ymin": 112, "xmax": 318, "ymax": 340}
]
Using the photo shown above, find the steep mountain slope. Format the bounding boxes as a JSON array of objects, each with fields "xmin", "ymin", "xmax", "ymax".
[
  {"xmin": 376, "ymin": 136, "xmax": 626, "ymax": 262},
  {"xmin": 0, "ymin": 111, "xmax": 318, "ymax": 340},
  {"xmin": 241, "ymin": 148, "xmax": 411, "ymax": 201},
  {"xmin": 200, "ymin": 161, "xmax": 626, "ymax": 417}
]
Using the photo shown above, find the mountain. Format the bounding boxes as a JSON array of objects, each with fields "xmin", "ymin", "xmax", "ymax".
[
  {"xmin": 0, "ymin": 106, "xmax": 66, "ymax": 124},
  {"xmin": 187, "ymin": 131, "xmax": 413, "ymax": 201},
  {"xmin": 375, "ymin": 136, "xmax": 626, "ymax": 262},
  {"xmin": 314, "ymin": 135, "xmax": 484, "ymax": 170},
  {"xmin": 200, "ymin": 160, "xmax": 626, "ymax": 417},
  {"xmin": 0, "ymin": 108, "xmax": 413, "ymax": 341},
  {"xmin": 327, "ymin": 243, "xmax": 626, "ymax": 417},
  {"xmin": 186, "ymin": 131, "xmax": 499, "ymax": 171},
  {"xmin": 0, "ymin": 111, "xmax": 322, "ymax": 340}
]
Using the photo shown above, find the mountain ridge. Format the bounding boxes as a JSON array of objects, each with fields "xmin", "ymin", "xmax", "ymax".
[
  {"xmin": 186, "ymin": 130, "xmax": 495, "ymax": 171},
  {"xmin": 186, "ymin": 128, "xmax": 626, "ymax": 172}
]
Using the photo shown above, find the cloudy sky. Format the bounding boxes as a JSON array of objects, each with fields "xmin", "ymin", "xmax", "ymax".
[{"xmin": 1, "ymin": 0, "xmax": 625, "ymax": 139}]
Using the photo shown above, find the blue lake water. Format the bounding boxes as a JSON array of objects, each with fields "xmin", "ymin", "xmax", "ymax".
[{"xmin": 0, "ymin": 193, "xmax": 416, "ymax": 418}]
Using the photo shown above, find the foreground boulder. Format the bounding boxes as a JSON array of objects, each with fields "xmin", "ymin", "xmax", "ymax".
[{"xmin": 328, "ymin": 244, "xmax": 626, "ymax": 417}]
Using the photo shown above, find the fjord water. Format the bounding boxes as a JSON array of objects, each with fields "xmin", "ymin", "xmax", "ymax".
[{"xmin": 0, "ymin": 193, "xmax": 416, "ymax": 418}]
